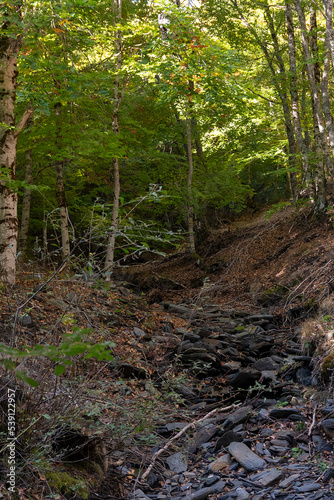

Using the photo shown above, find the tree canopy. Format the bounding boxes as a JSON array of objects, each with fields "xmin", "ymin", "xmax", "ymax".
[{"xmin": 1, "ymin": 0, "xmax": 334, "ymax": 281}]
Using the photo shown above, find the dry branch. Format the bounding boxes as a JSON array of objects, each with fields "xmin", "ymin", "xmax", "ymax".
[{"xmin": 140, "ymin": 404, "xmax": 238, "ymax": 481}]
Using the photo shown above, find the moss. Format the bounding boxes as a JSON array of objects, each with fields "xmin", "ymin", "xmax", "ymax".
[
  {"xmin": 43, "ymin": 468, "xmax": 89, "ymax": 499},
  {"xmin": 321, "ymin": 352, "xmax": 334, "ymax": 381}
]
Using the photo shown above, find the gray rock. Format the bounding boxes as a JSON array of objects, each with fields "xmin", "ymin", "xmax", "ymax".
[
  {"xmin": 279, "ymin": 473, "xmax": 300, "ymax": 488},
  {"xmin": 205, "ymin": 475, "xmax": 220, "ymax": 486},
  {"xmin": 226, "ymin": 370, "xmax": 261, "ymax": 389},
  {"xmin": 133, "ymin": 327, "xmax": 146, "ymax": 339},
  {"xmin": 187, "ymin": 424, "xmax": 218, "ymax": 453},
  {"xmin": 257, "ymin": 468, "xmax": 283, "ymax": 486},
  {"xmin": 228, "ymin": 442, "xmax": 266, "ymax": 471},
  {"xmin": 215, "ymin": 430, "xmax": 243, "ymax": 451},
  {"xmin": 253, "ymin": 357, "xmax": 279, "ymax": 371},
  {"xmin": 295, "ymin": 483, "xmax": 322, "ymax": 493},
  {"xmin": 321, "ymin": 418, "xmax": 334, "ymax": 437},
  {"xmin": 184, "ymin": 480, "xmax": 226, "ymax": 500},
  {"xmin": 269, "ymin": 408, "xmax": 302, "ymax": 419},
  {"xmin": 130, "ymin": 490, "xmax": 151, "ymax": 500},
  {"xmin": 19, "ymin": 314, "xmax": 32, "ymax": 326},
  {"xmin": 222, "ymin": 407, "xmax": 252, "ymax": 430},
  {"xmin": 235, "ymin": 488, "xmax": 250, "ymax": 500},
  {"xmin": 209, "ymin": 453, "xmax": 231, "ymax": 471},
  {"xmin": 165, "ymin": 422, "xmax": 189, "ymax": 432},
  {"xmin": 165, "ymin": 452, "xmax": 188, "ymax": 473}
]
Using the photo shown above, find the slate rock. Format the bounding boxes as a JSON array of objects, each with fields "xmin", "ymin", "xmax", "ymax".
[
  {"xmin": 323, "ymin": 467, "xmax": 334, "ymax": 483},
  {"xmin": 165, "ymin": 422, "xmax": 189, "ymax": 432},
  {"xmin": 226, "ymin": 370, "xmax": 260, "ymax": 389},
  {"xmin": 215, "ymin": 430, "xmax": 243, "ymax": 451},
  {"xmin": 228, "ymin": 442, "xmax": 266, "ymax": 471},
  {"xmin": 321, "ymin": 418, "xmax": 334, "ymax": 437},
  {"xmin": 19, "ymin": 314, "xmax": 32, "ymax": 326},
  {"xmin": 185, "ymin": 481, "xmax": 226, "ymax": 500},
  {"xmin": 269, "ymin": 408, "xmax": 302, "ymax": 419},
  {"xmin": 295, "ymin": 367, "xmax": 313, "ymax": 386},
  {"xmin": 187, "ymin": 424, "xmax": 217, "ymax": 453},
  {"xmin": 209, "ymin": 453, "xmax": 231, "ymax": 471},
  {"xmin": 205, "ymin": 475, "xmax": 220, "ymax": 486},
  {"xmin": 221, "ymin": 361, "xmax": 242, "ymax": 374},
  {"xmin": 165, "ymin": 452, "xmax": 188, "ymax": 473},
  {"xmin": 130, "ymin": 490, "xmax": 151, "ymax": 499},
  {"xmin": 279, "ymin": 473, "xmax": 300, "ymax": 488},
  {"xmin": 295, "ymin": 483, "xmax": 322, "ymax": 493},
  {"xmin": 222, "ymin": 406, "xmax": 252, "ymax": 431},
  {"xmin": 256, "ymin": 468, "xmax": 283, "ymax": 486},
  {"xmin": 253, "ymin": 357, "xmax": 279, "ymax": 371}
]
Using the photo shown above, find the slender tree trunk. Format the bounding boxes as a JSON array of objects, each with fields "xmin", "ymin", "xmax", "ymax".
[
  {"xmin": 230, "ymin": 0, "xmax": 298, "ymax": 199},
  {"xmin": 0, "ymin": 8, "xmax": 23, "ymax": 284},
  {"xmin": 54, "ymin": 103, "xmax": 70, "ymax": 260},
  {"xmin": 264, "ymin": 1, "xmax": 298, "ymax": 199},
  {"xmin": 322, "ymin": 0, "xmax": 334, "ymax": 73},
  {"xmin": 294, "ymin": 0, "xmax": 327, "ymax": 211},
  {"xmin": 321, "ymin": 34, "xmax": 334, "ymax": 170},
  {"xmin": 105, "ymin": 0, "xmax": 122, "ymax": 277},
  {"xmin": 285, "ymin": 1, "xmax": 311, "ymax": 189},
  {"xmin": 18, "ymin": 112, "xmax": 34, "ymax": 264},
  {"xmin": 186, "ymin": 117, "xmax": 196, "ymax": 257}
]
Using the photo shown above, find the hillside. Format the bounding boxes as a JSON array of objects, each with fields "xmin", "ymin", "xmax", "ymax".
[{"xmin": 1, "ymin": 204, "xmax": 334, "ymax": 499}]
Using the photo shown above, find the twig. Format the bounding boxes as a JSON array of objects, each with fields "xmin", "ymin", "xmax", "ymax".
[
  {"xmin": 308, "ymin": 405, "xmax": 317, "ymax": 437},
  {"xmin": 140, "ymin": 404, "xmax": 238, "ymax": 481}
]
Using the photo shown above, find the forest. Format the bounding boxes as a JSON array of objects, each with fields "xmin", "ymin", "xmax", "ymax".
[{"xmin": 3, "ymin": 0, "xmax": 334, "ymax": 499}]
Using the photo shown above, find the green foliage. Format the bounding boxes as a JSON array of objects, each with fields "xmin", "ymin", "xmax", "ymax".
[{"xmin": 0, "ymin": 327, "xmax": 114, "ymax": 385}]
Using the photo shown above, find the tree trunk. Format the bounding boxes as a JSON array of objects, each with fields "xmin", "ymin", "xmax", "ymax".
[
  {"xmin": 322, "ymin": 0, "xmax": 334, "ymax": 74},
  {"xmin": 293, "ymin": 0, "xmax": 327, "ymax": 211},
  {"xmin": 321, "ymin": 34, "xmax": 334, "ymax": 170},
  {"xmin": 230, "ymin": 0, "xmax": 298, "ymax": 200},
  {"xmin": 105, "ymin": 0, "xmax": 122, "ymax": 277},
  {"xmin": 186, "ymin": 116, "xmax": 196, "ymax": 257},
  {"xmin": 54, "ymin": 103, "xmax": 70, "ymax": 260},
  {"xmin": 285, "ymin": 0, "xmax": 311, "ymax": 190},
  {"xmin": 0, "ymin": 9, "xmax": 23, "ymax": 284},
  {"xmin": 18, "ymin": 112, "xmax": 34, "ymax": 264}
]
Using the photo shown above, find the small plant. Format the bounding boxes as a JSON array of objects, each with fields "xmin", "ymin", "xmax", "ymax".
[
  {"xmin": 291, "ymin": 446, "xmax": 303, "ymax": 458},
  {"xmin": 323, "ymin": 315, "xmax": 332, "ymax": 322},
  {"xmin": 275, "ymin": 400, "xmax": 289, "ymax": 408},
  {"xmin": 295, "ymin": 421, "xmax": 306, "ymax": 432}
]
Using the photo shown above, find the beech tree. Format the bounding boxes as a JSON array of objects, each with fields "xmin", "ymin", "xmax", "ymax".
[{"xmin": 0, "ymin": 2, "xmax": 32, "ymax": 283}]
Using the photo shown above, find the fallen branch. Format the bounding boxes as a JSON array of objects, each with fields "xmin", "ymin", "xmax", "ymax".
[
  {"xmin": 308, "ymin": 405, "xmax": 317, "ymax": 437},
  {"xmin": 140, "ymin": 403, "xmax": 238, "ymax": 481}
]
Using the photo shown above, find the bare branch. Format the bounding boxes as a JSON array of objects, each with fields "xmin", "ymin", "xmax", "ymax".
[{"xmin": 14, "ymin": 108, "xmax": 33, "ymax": 138}]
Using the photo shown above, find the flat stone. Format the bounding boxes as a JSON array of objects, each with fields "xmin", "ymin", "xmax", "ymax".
[
  {"xmin": 165, "ymin": 452, "xmax": 188, "ymax": 473},
  {"xmin": 222, "ymin": 407, "xmax": 252, "ymax": 430},
  {"xmin": 228, "ymin": 442, "xmax": 266, "ymax": 471},
  {"xmin": 205, "ymin": 475, "xmax": 220, "ymax": 486},
  {"xmin": 257, "ymin": 468, "xmax": 283, "ymax": 486},
  {"xmin": 187, "ymin": 424, "xmax": 217, "ymax": 454},
  {"xmin": 184, "ymin": 480, "xmax": 226, "ymax": 500},
  {"xmin": 253, "ymin": 357, "xmax": 279, "ymax": 371},
  {"xmin": 269, "ymin": 408, "xmax": 302, "ymax": 419},
  {"xmin": 19, "ymin": 314, "xmax": 32, "ymax": 326},
  {"xmin": 235, "ymin": 488, "xmax": 250, "ymax": 500},
  {"xmin": 279, "ymin": 473, "xmax": 300, "ymax": 488},
  {"xmin": 295, "ymin": 483, "xmax": 322, "ymax": 493},
  {"xmin": 133, "ymin": 327, "xmax": 146, "ymax": 338},
  {"xmin": 215, "ymin": 430, "xmax": 243, "ymax": 451},
  {"xmin": 130, "ymin": 490, "xmax": 151, "ymax": 500},
  {"xmin": 209, "ymin": 453, "xmax": 231, "ymax": 471},
  {"xmin": 165, "ymin": 422, "xmax": 189, "ymax": 432},
  {"xmin": 226, "ymin": 370, "xmax": 261, "ymax": 389}
]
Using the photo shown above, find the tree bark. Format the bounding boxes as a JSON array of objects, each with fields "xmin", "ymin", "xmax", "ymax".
[
  {"xmin": 0, "ymin": 7, "xmax": 23, "ymax": 284},
  {"xmin": 285, "ymin": 0, "xmax": 311, "ymax": 189},
  {"xmin": 105, "ymin": 0, "xmax": 122, "ymax": 277},
  {"xmin": 293, "ymin": 0, "xmax": 327, "ymax": 211},
  {"xmin": 321, "ymin": 34, "xmax": 334, "ymax": 168},
  {"xmin": 230, "ymin": 0, "xmax": 298, "ymax": 200},
  {"xmin": 18, "ymin": 112, "xmax": 34, "ymax": 264},
  {"xmin": 186, "ymin": 116, "xmax": 196, "ymax": 257},
  {"xmin": 54, "ymin": 103, "xmax": 70, "ymax": 260}
]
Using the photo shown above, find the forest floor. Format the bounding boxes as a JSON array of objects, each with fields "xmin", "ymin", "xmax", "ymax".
[{"xmin": 1, "ymin": 203, "xmax": 334, "ymax": 499}]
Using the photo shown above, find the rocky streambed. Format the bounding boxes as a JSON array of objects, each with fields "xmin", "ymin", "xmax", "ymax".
[{"xmin": 110, "ymin": 300, "xmax": 334, "ymax": 500}]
